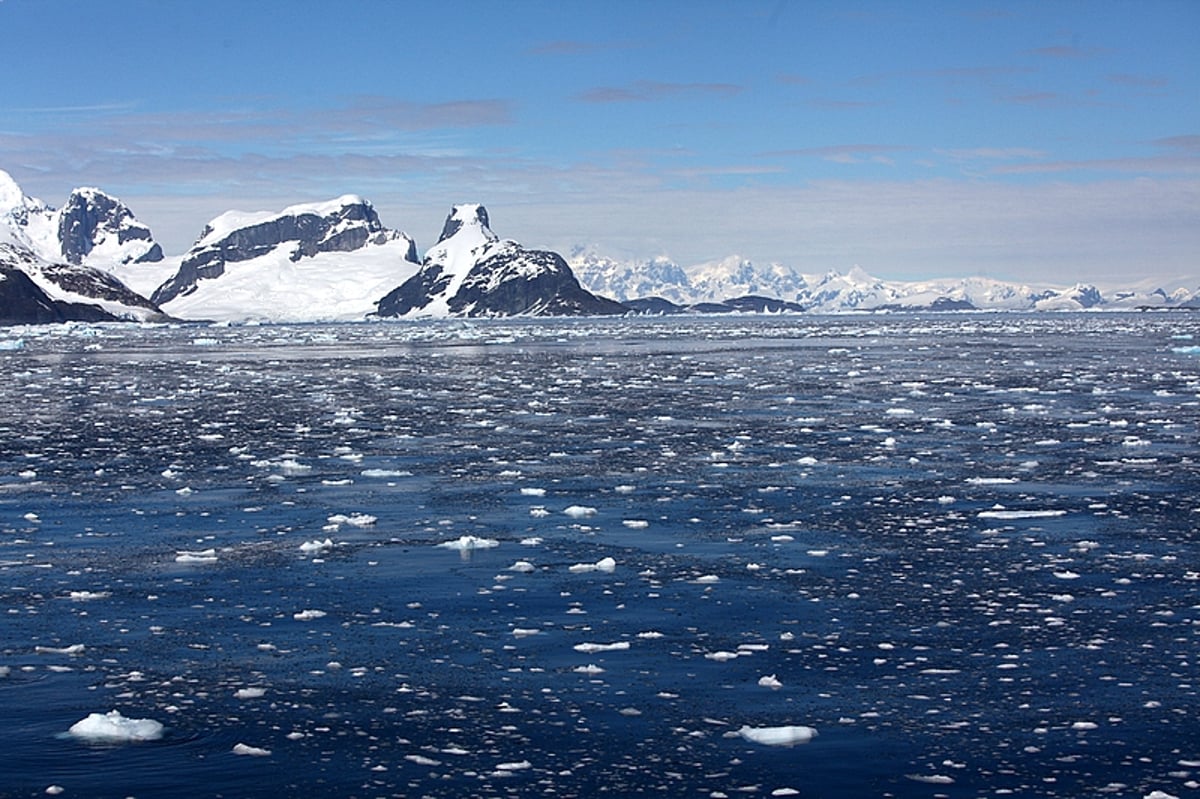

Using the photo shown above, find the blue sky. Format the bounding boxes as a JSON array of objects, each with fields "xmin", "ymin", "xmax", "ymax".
[{"xmin": 2, "ymin": 0, "xmax": 1197, "ymax": 284}]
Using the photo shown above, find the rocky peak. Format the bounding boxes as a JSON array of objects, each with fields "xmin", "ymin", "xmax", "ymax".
[
  {"xmin": 152, "ymin": 195, "xmax": 418, "ymax": 306},
  {"xmin": 437, "ymin": 204, "xmax": 494, "ymax": 245},
  {"xmin": 57, "ymin": 187, "xmax": 163, "ymax": 265}
]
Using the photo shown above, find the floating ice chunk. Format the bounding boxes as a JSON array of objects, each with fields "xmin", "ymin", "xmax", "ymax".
[
  {"xmin": 622, "ymin": 519, "xmax": 649, "ymax": 528},
  {"xmin": 694, "ymin": 574, "xmax": 720, "ymax": 584},
  {"xmin": 232, "ymin": 743, "xmax": 271, "ymax": 756},
  {"xmin": 273, "ymin": 459, "xmax": 309, "ymax": 475},
  {"xmin": 637, "ymin": 631, "xmax": 664, "ymax": 639},
  {"xmin": 437, "ymin": 536, "xmax": 499, "ymax": 551},
  {"xmin": 175, "ymin": 549, "xmax": 218, "ymax": 564},
  {"xmin": 360, "ymin": 469, "xmax": 411, "ymax": 478},
  {"xmin": 978, "ymin": 509, "xmax": 1066, "ymax": 520},
  {"xmin": 327, "ymin": 513, "xmax": 376, "ymax": 527},
  {"xmin": 299, "ymin": 538, "xmax": 334, "ymax": 554},
  {"xmin": 905, "ymin": 774, "xmax": 955, "ymax": 784},
  {"xmin": 520, "ymin": 537, "xmax": 543, "ymax": 546},
  {"xmin": 772, "ymin": 790, "xmax": 800, "ymax": 797},
  {"xmin": 509, "ymin": 560, "xmax": 536, "ymax": 573},
  {"xmin": 529, "ymin": 507, "xmax": 551, "ymax": 517},
  {"xmin": 67, "ymin": 710, "xmax": 163, "ymax": 743},
  {"xmin": 405, "ymin": 754, "xmax": 441, "ymax": 766},
  {"xmin": 0, "ymin": 666, "xmax": 9, "ymax": 678},
  {"xmin": 966, "ymin": 477, "xmax": 1018, "ymax": 485},
  {"xmin": 573, "ymin": 641, "xmax": 630, "ymax": 653},
  {"xmin": 1144, "ymin": 792, "xmax": 1181, "ymax": 799},
  {"xmin": 1071, "ymin": 721, "xmax": 1099, "ymax": 730},
  {"xmin": 293, "ymin": 609, "xmax": 327, "ymax": 621},
  {"xmin": 1053, "ymin": 571, "xmax": 1081, "ymax": 580},
  {"xmin": 737, "ymin": 725, "xmax": 817, "ymax": 746},
  {"xmin": 45, "ymin": 786, "xmax": 63, "ymax": 795},
  {"xmin": 614, "ymin": 485, "xmax": 636, "ymax": 494},
  {"xmin": 495, "ymin": 760, "xmax": 531, "ymax": 771},
  {"xmin": 68, "ymin": 591, "xmax": 110, "ymax": 601},
  {"xmin": 23, "ymin": 512, "xmax": 39, "ymax": 523},
  {"xmin": 758, "ymin": 674, "xmax": 783, "ymax": 689},
  {"xmin": 569, "ymin": 557, "xmax": 616, "ymax": 574},
  {"xmin": 520, "ymin": 487, "xmax": 546, "ymax": 497},
  {"xmin": 234, "ymin": 687, "xmax": 266, "ymax": 700},
  {"xmin": 706, "ymin": 651, "xmax": 740, "ymax": 662},
  {"xmin": 574, "ymin": 664, "xmax": 605, "ymax": 674},
  {"xmin": 35, "ymin": 644, "xmax": 85, "ymax": 655},
  {"xmin": 0, "ymin": 339, "xmax": 25, "ymax": 350},
  {"xmin": 563, "ymin": 505, "xmax": 597, "ymax": 518},
  {"xmin": 512, "ymin": 628, "xmax": 540, "ymax": 638}
]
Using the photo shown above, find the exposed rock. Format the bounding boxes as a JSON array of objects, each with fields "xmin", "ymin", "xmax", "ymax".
[
  {"xmin": 375, "ymin": 204, "xmax": 626, "ymax": 318},
  {"xmin": 57, "ymin": 188, "xmax": 163, "ymax": 266},
  {"xmin": 153, "ymin": 196, "xmax": 414, "ymax": 305}
]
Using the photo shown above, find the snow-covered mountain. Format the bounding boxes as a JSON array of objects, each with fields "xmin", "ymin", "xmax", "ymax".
[
  {"xmin": 0, "ymin": 171, "xmax": 170, "ymax": 323},
  {"xmin": 375, "ymin": 205, "xmax": 625, "ymax": 318},
  {"xmin": 0, "ymin": 170, "xmax": 164, "ymax": 268},
  {"xmin": 151, "ymin": 196, "xmax": 421, "ymax": 323},
  {"xmin": 571, "ymin": 249, "xmax": 1199, "ymax": 313}
]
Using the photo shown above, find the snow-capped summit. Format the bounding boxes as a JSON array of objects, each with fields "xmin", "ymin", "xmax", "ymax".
[
  {"xmin": 1, "ymin": 171, "xmax": 164, "ymax": 269},
  {"xmin": 150, "ymin": 195, "xmax": 421, "ymax": 322},
  {"xmin": 436, "ymin": 203, "xmax": 494, "ymax": 245},
  {"xmin": 0, "ymin": 170, "xmax": 171, "ymax": 323},
  {"xmin": 57, "ymin": 187, "xmax": 164, "ymax": 266},
  {"xmin": 375, "ymin": 205, "xmax": 626, "ymax": 318}
]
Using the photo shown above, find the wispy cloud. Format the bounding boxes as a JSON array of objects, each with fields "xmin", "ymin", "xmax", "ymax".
[
  {"xmin": 1024, "ymin": 44, "xmax": 1107, "ymax": 59},
  {"xmin": 1107, "ymin": 73, "xmax": 1168, "ymax": 89},
  {"xmin": 762, "ymin": 144, "xmax": 909, "ymax": 164},
  {"xmin": 576, "ymin": 80, "xmax": 743, "ymax": 104},
  {"xmin": 1154, "ymin": 134, "xmax": 1200, "ymax": 152}
]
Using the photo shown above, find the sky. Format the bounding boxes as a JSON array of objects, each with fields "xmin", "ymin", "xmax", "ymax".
[{"xmin": 1, "ymin": 0, "xmax": 1197, "ymax": 286}]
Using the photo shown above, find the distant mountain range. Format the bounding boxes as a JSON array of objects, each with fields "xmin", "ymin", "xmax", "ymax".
[
  {"xmin": 1, "ymin": 168, "xmax": 1195, "ymax": 325},
  {"xmin": 568, "ymin": 250, "xmax": 1199, "ymax": 314}
]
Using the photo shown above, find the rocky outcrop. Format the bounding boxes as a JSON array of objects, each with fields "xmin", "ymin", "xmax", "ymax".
[
  {"xmin": 0, "ymin": 244, "xmax": 121, "ymax": 324},
  {"xmin": 375, "ymin": 204, "xmax": 626, "ymax": 318},
  {"xmin": 57, "ymin": 188, "xmax": 163, "ymax": 266},
  {"xmin": 153, "ymin": 196, "xmax": 416, "ymax": 305}
]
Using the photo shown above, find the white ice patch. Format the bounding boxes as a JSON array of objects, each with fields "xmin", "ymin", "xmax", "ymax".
[
  {"xmin": 563, "ymin": 505, "xmax": 597, "ymax": 518},
  {"xmin": 569, "ymin": 557, "xmax": 616, "ymax": 574},
  {"xmin": 175, "ymin": 549, "xmax": 218, "ymax": 564},
  {"xmin": 977, "ymin": 508, "xmax": 1066, "ymax": 520},
  {"xmin": 293, "ymin": 609, "xmax": 327, "ymax": 621},
  {"xmin": 232, "ymin": 743, "xmax": 271, "ymax": 756},
  {"xmin": 758, "ymin": 674, "xmax": 783, "ymax": 689},
  {"xmin": 737, "ymin": 724, "xmax": 817, "ymax": 746},
  {"xmin": 299, "ymin": 538, "xmax": 334, "ymax": 554},
  {"xmin": 326, "ymin": 513, "xmax": 376, "ymax": 527},
  {"xmin": 67, "ymin": 710, "xmax": 164, "ymax": 743},
  {"xmin": 437, "ymin": 536, "xmax": 499, "ymax": 551},
  {"xmin": 573, "ymin": 641, "xmax": 630, "ymax": 653}
]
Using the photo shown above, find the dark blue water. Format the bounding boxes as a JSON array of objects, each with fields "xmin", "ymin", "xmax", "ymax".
[{"xmin": 1, "ymin": 314, "xmax": 1198, "ymax": 798}]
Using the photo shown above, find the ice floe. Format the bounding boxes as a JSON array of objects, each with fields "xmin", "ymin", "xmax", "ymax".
[{"xmin": 67, "ymin": 710, "xmax": 164, "ymax": 743}]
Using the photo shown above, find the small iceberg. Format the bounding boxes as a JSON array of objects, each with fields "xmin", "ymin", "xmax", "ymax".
[
  {"xmin": 67, "ymin": 710, "xmax": 164, "ymax": 743},
  {"xmin": 737, "ymin": 724, "xmax": 818, "ymax": 746}
]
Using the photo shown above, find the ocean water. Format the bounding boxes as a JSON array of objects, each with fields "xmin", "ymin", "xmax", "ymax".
[{"xmin": 0, "ymin": 313, "xmax": 1197, "ymax": 798}]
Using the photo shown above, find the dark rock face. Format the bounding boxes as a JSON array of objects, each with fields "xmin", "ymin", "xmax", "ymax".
[
  {"xmin": 451, "ymin": 246, "xmax": 627, "ymax": 316},
  {"xmin": 153, "ymin": 200, "xmax": 405, "ymax": 305},
  {"xmin": 375, "ymin": 241, "xmax": 627, "ymax": 318},
  {"xmin": 437, "ymin": 205, "xmax": 489, "ymax": 244},
  {"xmin": 57, "ymin": 189, "xmax": 163, "ymax": 265},
  {"xmin": 376, "ymin": 204, "xmax": 626, "ymax": 318},
  {"xmin": 0, "ymin": 246, "xmax": 120, "ymax": 324}
]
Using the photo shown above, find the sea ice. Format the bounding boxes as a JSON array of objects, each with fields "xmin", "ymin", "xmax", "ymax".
[
  {"xmin": 568, "ymin": 557, "xmax": 616, "ymax": 573},
  {"xmin": 437, "ymin": 536, "xmax": 499, "ymax": 551},
  {"xmin": 232, "ymin": 743, "xmax": 271, "ymax": 756},
  {"xmin": 67, "ymin": 710, "xmax": 164, "ymax": 743},
  {"xmin": 737, "ymin": 725, "xmax": 817, "ymax": 746},
  {"xmin": 573, "ymin": 641, "xmax": 630, "ymax": 653},
  {"xmin": 563, "ymin": 505, "xmax": 598, "ymax": 518}
]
